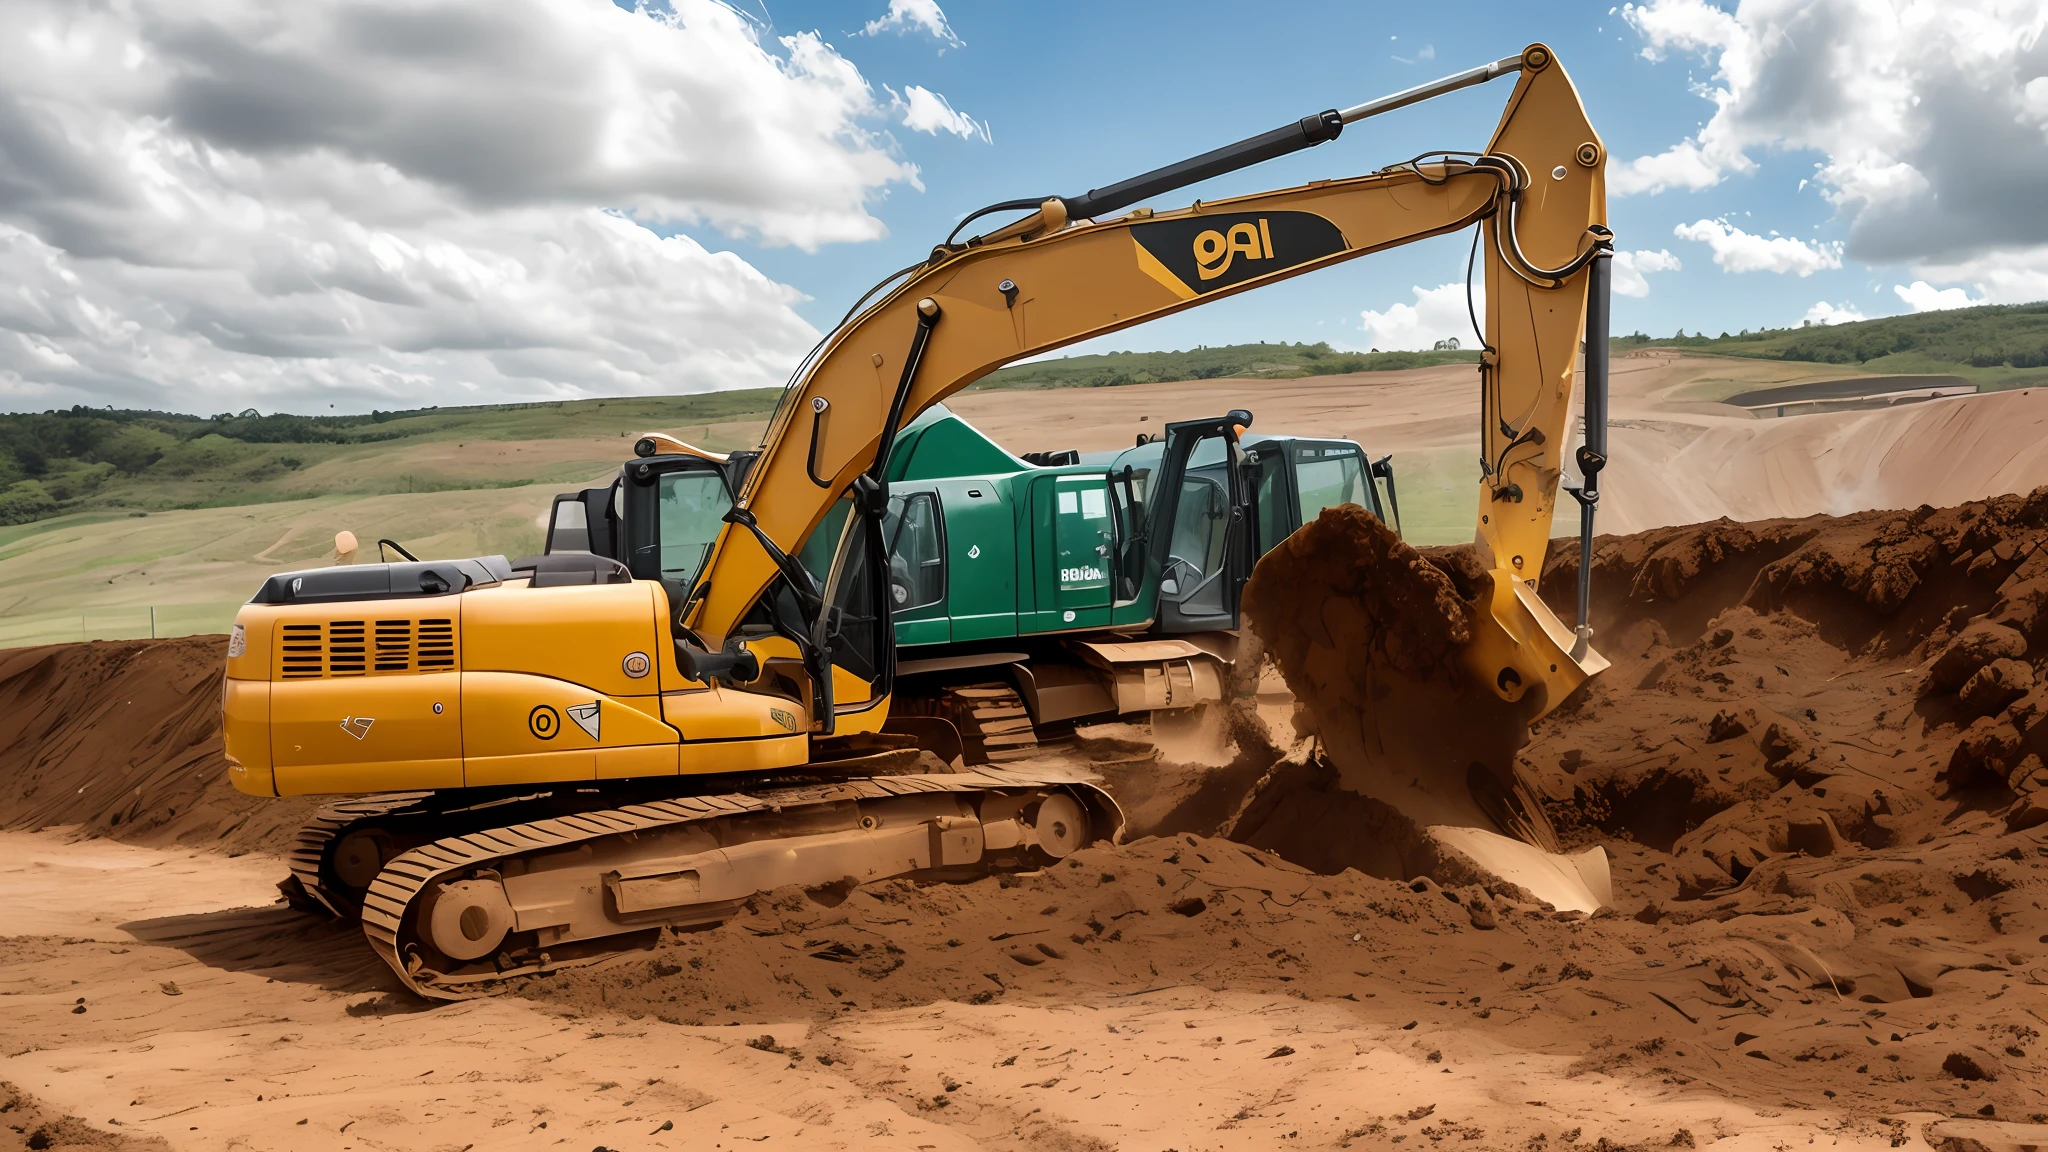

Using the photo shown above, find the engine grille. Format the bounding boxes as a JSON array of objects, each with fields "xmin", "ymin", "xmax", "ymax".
[{"xmin": 279, "ymin": 617, "xmax": 456, "ymax": 678}]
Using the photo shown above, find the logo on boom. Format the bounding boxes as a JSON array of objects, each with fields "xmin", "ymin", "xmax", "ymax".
[
  {"xmin": 1130, "ymin": 210, "xmax": 1348, "ymax": 299},
  {"xmin": 1193, "ymin": 219, "xmax": 1275, "ymax": 280}
]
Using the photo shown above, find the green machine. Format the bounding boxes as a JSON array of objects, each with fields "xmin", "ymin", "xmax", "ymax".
[{"xmin": 545, "ymin": 404, "xmax": 1398, "ymax": 762}]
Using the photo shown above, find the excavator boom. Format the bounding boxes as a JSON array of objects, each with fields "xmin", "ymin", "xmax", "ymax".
[{"xmin": 690, "ymin": 42, "xmax": 1610, "ymax": 719}]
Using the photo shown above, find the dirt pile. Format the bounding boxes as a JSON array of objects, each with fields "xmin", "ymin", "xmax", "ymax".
[
  {"xmin": 1231, "ymin": 506, "xmax": 1565, "ymax": 891},
  {"xmin": 1528, "ymin": 489, "xmax": 2048, "ymax": 897},
  {"xmin": 0, "ymin": 637, "xmax": 316, "ymax": 855},
  {"xmin": 514, "ymin": 824, "xmax": 2046, "ymax": 1124}
]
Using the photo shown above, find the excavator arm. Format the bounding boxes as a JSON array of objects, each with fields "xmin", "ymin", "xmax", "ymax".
[{"xmin": 687, "ymin": 43, "xmax": 1612, "ymax": 722}]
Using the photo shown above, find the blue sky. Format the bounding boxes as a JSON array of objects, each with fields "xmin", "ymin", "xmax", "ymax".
[
  {"xmin": 697, "ymin": 0, "xmax": 2010, "ymax": 357},
  {"xmin": 4, "ymin": 0, "xmax": 2041, "ymax": 412}
]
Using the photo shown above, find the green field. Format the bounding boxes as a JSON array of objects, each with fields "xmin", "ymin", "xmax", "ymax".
[
  {"xmin": 975, "ymin": 342, "xmax": 1480, "ymax": 391},
  {"xmin": 0, "ymin": 393, "xmax": 784, "ymax": 643},
  {"xmin": 0, "ymin": 391, "xmax": 784, "ymax": 528}
]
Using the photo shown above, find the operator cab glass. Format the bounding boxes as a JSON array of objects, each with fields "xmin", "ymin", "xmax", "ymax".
[
  {"xmin": 1160, "ymin": 434, "xmax": 1234, "ymax": 616},
  {"xmin": 654, "ymin": 471, "xmax": 729, "ymax": 602},
  {"xmin": 1293, "ymin": 442, "xmax": 1373, "ymax": 524},
  {"xmin": 1246, "ymin": 438, "xmax": 1383, "ymax": 556},
  {"xmin": 884, "ymin": 493, "xmax": 945, "ymax": 612}
]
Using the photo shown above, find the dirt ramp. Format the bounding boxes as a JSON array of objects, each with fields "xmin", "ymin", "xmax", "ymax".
[
  {"xmin": 1234, "ymin": 506, "xmax": 1569, "ymax": 895},
  {"xmin": 0, "ymin": 637, "xmax": 317, "ymax": 854}
]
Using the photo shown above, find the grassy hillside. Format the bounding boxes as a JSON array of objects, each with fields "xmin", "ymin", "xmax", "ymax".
[
  {"xmin": 975, "ymin": 341, "xmax": 1480, "ymax": 390},
  {"xmin": 1615, "ymin": 301, "xmax": 2048, "ymax": 390},
  {"xmin": 0, "ymin": 390, "xmax": 781, "ymax": 527}
]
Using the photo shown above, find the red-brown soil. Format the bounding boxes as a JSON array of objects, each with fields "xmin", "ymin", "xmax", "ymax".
[{"xmin": 0, "ymin": 636, "xmax": 318, "ymax": 854}]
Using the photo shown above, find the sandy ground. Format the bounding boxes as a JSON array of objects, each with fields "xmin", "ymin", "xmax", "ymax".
[{"xmin": 6, "ymin": 825, "xmax": 2035, "ymax": 1152}]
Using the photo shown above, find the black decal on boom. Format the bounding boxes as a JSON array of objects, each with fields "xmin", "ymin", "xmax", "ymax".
[{"xmin": 1133, "ymin": 211, "xmax": 1348, "ymax": 295}]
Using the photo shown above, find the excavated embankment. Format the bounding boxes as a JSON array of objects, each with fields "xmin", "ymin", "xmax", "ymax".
[{"xmin": 0, "ymin": 636, "xmax": 318, "ymax": 855}]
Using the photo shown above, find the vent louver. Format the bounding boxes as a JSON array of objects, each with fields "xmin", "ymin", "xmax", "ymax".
[
  {"xmin": 275, "ymin": 617, "xmax": 456, "ymax": 678},
  {"xmin": 418, "ymin": 618, "xmax": 455, "ymax": 669},
  {"xmin": 374, "ymin": 619, "xmax": 412, "ymax": 672},
  {"xmin": 280, "ymin": 623, "xmax": 324, "ymax": 679},
  {"xmin": 326, "ymin": 620, "xmax": 366, "ymax": 675}
]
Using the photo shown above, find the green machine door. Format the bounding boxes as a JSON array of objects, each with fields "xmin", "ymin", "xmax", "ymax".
[
  {"xmin": 884, "ymin": 490, "xmax": 950, "ymax": 647},
  {"xmin": 1025, "ymin": 473, "xmax": 1115, "ymax": 631}
]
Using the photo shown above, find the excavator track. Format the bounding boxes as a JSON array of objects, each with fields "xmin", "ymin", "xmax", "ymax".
[
  {"xmin": 359, "ymin": 766, "xmax": 1120, "ymax": 1000},
  {"xmin": 895, "ymin": 681, "xmax": 1056, "ymax": 764},
  {"xmin": 282, "ymin": 792, "xmax": 436, "ymax": 917}
]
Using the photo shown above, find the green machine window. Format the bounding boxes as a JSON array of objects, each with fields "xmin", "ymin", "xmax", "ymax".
[{"xmin": 884, "ymin": 492, "xmax": 945, "ymax": 611}]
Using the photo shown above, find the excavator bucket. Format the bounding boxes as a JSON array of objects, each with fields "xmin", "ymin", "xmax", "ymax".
[{"xmin": 1236, "ymin": 506, "xmax": 1612, "ymax": 914}]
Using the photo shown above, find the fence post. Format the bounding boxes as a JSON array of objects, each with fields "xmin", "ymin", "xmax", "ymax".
[{"xmin": 150, "ymin": 606, "xmax": 157, "ymax": 639}]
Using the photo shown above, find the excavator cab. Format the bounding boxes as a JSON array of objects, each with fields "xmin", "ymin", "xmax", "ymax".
[{"xmin": 547, "ymin": 447, "xmax": 898, "ymax": 732}]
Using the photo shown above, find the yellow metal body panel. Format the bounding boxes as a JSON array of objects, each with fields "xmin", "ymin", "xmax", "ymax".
[
  {"xmin": 269, "ymin": 673, "xmax": 464, "ymax": 795},
  {"xmin": 221, "ymin": 678, "xmax": 273, "ymax": 796},
  {"xmin": 461, "ymin": 670, "xmax": 682, "ymax": 786},
  {"xmin": 221, "ymin": 572, "xmax": 817, "ymax": 797},
  {"xmin": 460, "ymin": 581, "xmax": 673, "ymax": 697}
]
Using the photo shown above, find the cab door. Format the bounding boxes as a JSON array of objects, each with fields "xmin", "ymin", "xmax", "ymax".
[
  {"xmin": 1024, "ymin": 473, "xmax": 1115, "ymax": 632},
  {"xmin": 1150, "ymin": 416, "xmax": 1253, "ymax": 633}
]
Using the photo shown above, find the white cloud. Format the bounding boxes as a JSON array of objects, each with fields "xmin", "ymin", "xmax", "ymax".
[
  {"xmin": 1802, "ymin": 300, "xmax": 1868, "ymax": 325},
  {"xmin": 1911, "ymin": 247, "xmax": 2048, "ymax": 304},
  {"xmin": 1609, "ymin": 140, "xmax": 1742, "ymax": 196},
  {"xmin": 1673, "ymin": 219, "xmax": 1843, "ymax": 276},
  {"xmin": 1893, "ymin": 280, "xmax": 1983, "ymax": 312},
  {"xmin": 1611, "ymin": 249, "xmax": 1683, "ymax": 297},
  {"xmin": 861, "ymin": 0, "xmax": 963, "ymax": 46},
  {"xmin": 1358, "ymin": 283, "xmax": 1476, "ymax": 352},
  {"xmin": 897, "ymin": 85, "xmax": 990, "ymax": 143},
  {"xmin": 0, "ymin": 0, "xmax": 948, "ymax": 413},
  {"xmin": 1617, "ymin": 0, "xmax": 2048, "ymax": 288}
]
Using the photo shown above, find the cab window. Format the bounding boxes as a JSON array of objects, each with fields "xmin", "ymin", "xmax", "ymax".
[
  {"xmin": 884, "ymin": 493, "xmax": 945, "ymax": 611},
  {"xmin": 656, "ymin": 471, "xmax": 730, "ymax": 595},
  {"xmin": 1294, "ymin": 445, "xmax": 1370, "ymax": 524}
]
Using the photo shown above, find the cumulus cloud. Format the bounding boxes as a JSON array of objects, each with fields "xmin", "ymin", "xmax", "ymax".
[
  {"xmin": 1911, "ymin": 247, "xmax": 2048, "ymax": 304},
  {"xmin": 1618, "ymin": 0, "xmax": 2048, "ymax": 276},
  {"xmin": 1893, "ymin": 280, "xmax": 1983, "ymax": 312},
  {"xmin": 1359, "ymin": 283, "xmax": 1476, "ymax": 351},
  {"xmin": 0, "ymin": 0, "xmax": 961, "ymax": 413},
  {"xmin": 861, "ymin": 0, "xmax": 963, "ymax": 46},
  {"xmin": 1612, "ymin": 249, "xmax": 1683, "ymax": 297},
  {"xmin": 1673, "ymin": 219, "xmax": 1843, "ymax": 276},
  {"xmin": 1803, "ymin": 300, "xmax": 1868, "ymax": 325},
  {"xmin": 897, "ymin": 85, "xmax": 990, "ymax": 142}
]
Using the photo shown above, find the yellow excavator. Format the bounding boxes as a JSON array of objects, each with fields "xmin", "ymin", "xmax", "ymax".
[{"xmin": 222, "ymin": 44, "xmax": 1613, "ymax": 998}]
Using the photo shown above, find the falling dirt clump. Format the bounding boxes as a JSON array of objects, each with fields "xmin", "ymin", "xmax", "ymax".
[
  {"xmin": 1231, "ymin": 505, "xmax": 1557, "ymax": 884},
  {"xmin": 0, "ymin": 637, "xmax": 318, "ymax": 854}
]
